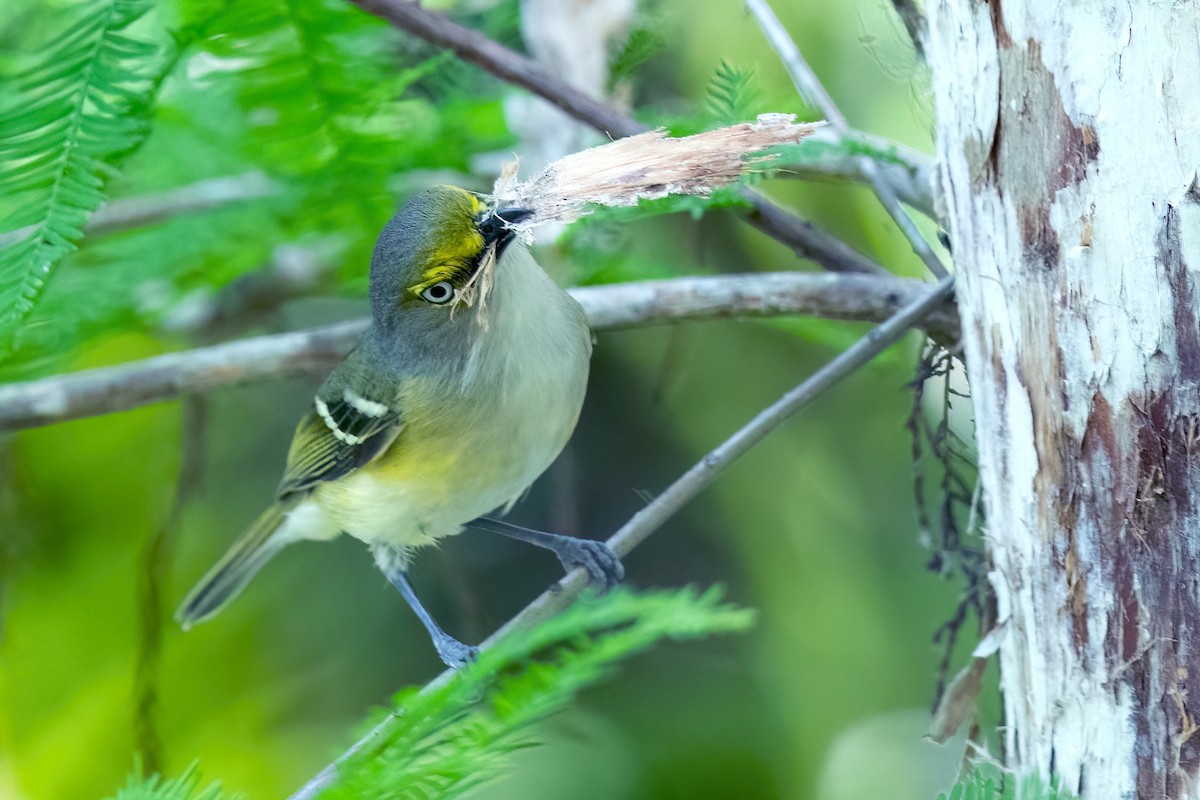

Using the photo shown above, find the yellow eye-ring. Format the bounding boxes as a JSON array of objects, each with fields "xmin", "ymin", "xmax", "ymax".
[{"xmin": 420, "ymin": 280, "xmax": 455, "ymax": 305}]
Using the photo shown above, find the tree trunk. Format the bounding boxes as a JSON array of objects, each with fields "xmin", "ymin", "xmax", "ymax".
[{"xmin": 925, "ymin": 1, "xmax": 1200, "ymax": 796}]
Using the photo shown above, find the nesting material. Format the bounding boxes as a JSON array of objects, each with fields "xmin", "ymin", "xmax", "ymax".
[
  {"xmin": 458, "ymin": 114, "xmax": 824, "ymax": 326},
  {"xmin": 453, "ymin": 243, "xmax": 497, "ymax": 330},
  {"xmin": 491, "ymin": 113, "xmax": 825, "ymax": 230}
]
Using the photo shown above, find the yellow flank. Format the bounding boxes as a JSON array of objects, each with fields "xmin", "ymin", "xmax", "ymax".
[
  {"xmin": 362, "ymin": 429, "xmax": 462, "ymax": 501},
  {"xmin": 346, "ymin": 373, "xmax": 477, "ymax": 507}
]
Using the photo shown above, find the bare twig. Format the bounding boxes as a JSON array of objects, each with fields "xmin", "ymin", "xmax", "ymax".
[
  {"xmin": 745, "ymin": 0, "xmax": 848, "ymax": 129},
  {"xmin": 744, "ymin": 0, "xmax": 949, "ymax": 279},
  {"xmin": 0, "ymin": 173, "xmax": 278, "ymax": 249},
  {"xmin": 0, "ymin": 321, "xmax": 365, "ymax": 432},
  {"xmin": 0, "ymin": 273, "xmax": 958, "ymax": 431},
  {"xmin": 856, "ymin": 156, "xmax": 949, "ymax": 274},
  {"xmin": 356, "ymin": 0, "xmax": 641, "ymax": 137},
  {"xmin": 289, "ymin": 274, "xmax": 956, "ymax": 800},
  {"xmin": 134, "ymin": 395, "xmax": 207, "ymax": 772},
  {"xmin": 577, "ymin": 272, "xmax": 956, "ymax": 336},
  {"xmin": 87, "ymin": 173, "xmax": 278, "ymax": 236},
  {"xmin": 346, "ymin": 0, "xmax": 889, "ymax": 276},
  {"xmin": 743, "ymin": 197, "xmax": 886, "ymax": 274}
]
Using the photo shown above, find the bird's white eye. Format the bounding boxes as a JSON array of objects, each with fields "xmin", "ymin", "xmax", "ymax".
[{"xmin": 420, "ymin": 280, "xmax": 454, "ymax": 305}]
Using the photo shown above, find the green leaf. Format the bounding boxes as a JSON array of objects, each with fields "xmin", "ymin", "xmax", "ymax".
[
  {"xmin": 0, "ymin": 0, "xmax": 515, "ymax": 377},
  {"xmin": 938, "ymin": 767, "xmax": 1074, "ymax": 800},
  {"xmin": 607, "ymin": 17, "xmax": 666, "ymax": 92},
  {"xmin": 0, "ymin": 0, "xmax": 164, "ymax": 351},
  {"xmin": 321, "ymin": 586, "xmax": 754, "ymax": 800},
  {"xmin": 105, "ymin": 762, "xmax": 235, "ymax": 800},
  {"xmin": 705, "ymin": 60, "xmax": 759, "ymax": 127}
]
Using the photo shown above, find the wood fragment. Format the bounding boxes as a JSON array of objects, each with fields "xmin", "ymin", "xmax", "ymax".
[{"xmin": 492, "ymin": 114, "xmax": 825, "ymax": 227}]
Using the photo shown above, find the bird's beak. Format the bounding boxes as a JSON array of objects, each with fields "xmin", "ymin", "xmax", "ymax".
[{"xmin": 479, "ymin": 207, "xmax": 534, "ymax": 248}]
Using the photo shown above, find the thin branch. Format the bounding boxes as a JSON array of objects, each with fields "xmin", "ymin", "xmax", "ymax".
[
  {"xmin": 744, "ymin": 0, "xmax": 950, "ymax": 279},
  {"xmin": 577, "ymin": 272, "xmax": 956, "ymax": 335},
  {"xmin": 742, "ymin": 196, "xmax": 888, "ymax": 275},
  {"xmin": 87, "ymin": 173, "xmax": 278, "ymax": 236},
  {"xmin": 0, "ymin": 173, "xmax": 278, "ymax": 249},
  {"xmin": 289, "ymin": 274, "xmax": 957, "ymax": 800},
  {"xmin": 351, "ymin": 0, "xmax": 639, "ymax": 139},
  {"xmin": 857, "ymin": 156, "xmax": 950, "ymax": 275},
  {"xmin": 0, "ymin": 273, "xmax": 958, "ymax": 431},
  {"xmin": 134, "ymin": 395, "xmax": 207, "ymax": 772},
  {"xmin": 346, "ymin": 0, "xmax": 889, "ymax": 276},
  {"xmin": 745, "ymin": 0, "xmax": 848, "ymax": 130}
]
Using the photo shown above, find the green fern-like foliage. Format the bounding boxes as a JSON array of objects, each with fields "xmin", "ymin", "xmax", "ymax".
[
  {"xmin": 106, "ymin": 763, "xmax": 234, "ymax": 800},
  {"xmin": 102, "ymin": 588, "xmax": 750, "ymax": 800},
  {"xmin": 180, "ymin": 0, "xmax": 427, "ymax": 279},
  {"xmin": 320, "ymin": 586, "xmax": 753, "ymax": 799},
  {"xmin": 0, "ymin": 0, "xmax": 164, "ymax": 348},
  {"xmin": 0, "ymin": 0, "xmax": 515, "ymax": 378},
  {"xmin": 706, "ymin": 60, "xmax": 759, "ymax": 127},
  {"xmin": 940, "ymin": 767, "xmax": 1073, "ymax": 800},
  {"xmin": 185, "ymin": 0, "xmax": 410, "ymax": 175},
  {"xmin": 607, "ymin": 18, "xmax": 666, "ymax": 93}
]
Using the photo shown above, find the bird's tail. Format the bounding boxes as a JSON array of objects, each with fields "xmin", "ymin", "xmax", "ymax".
[{"xmin": 175, "ymin": 503, "xmax": 289, "ymax": 630}]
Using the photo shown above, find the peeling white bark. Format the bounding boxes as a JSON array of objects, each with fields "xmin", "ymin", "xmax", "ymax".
[{"xmin": 926, "ymin": 1, "xmax": 1200, "ymax": 796}]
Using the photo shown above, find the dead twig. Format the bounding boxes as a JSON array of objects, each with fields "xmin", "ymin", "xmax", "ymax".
[{"xmin": 744, "ymin": 0, "xmax": 949, "ymax": 279}]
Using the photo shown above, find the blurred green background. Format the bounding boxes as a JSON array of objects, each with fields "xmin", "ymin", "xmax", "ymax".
[{"xmin": 0, "ymin": 0, "xmax": 978, "ymax": 797}]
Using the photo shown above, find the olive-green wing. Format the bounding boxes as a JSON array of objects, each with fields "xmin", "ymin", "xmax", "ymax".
[{"xmin": 276, "ymin": 389, "xmax": 402, "ymax": 500}]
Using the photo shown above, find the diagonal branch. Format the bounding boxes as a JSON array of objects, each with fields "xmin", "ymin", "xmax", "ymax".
[
  {"xmin": 346, "ymin": 0, "xmax": 889, "ymax": 275},
  {"xmin": 85, "ymin": 173, "xmax": 278, "ymax": 237},
  {"xmin": 0, "ymin": 173, "xmax": 280, "ymax": 249},
  {"xmin": 744, "ymin": 0, "xmax": 950, "ymax": 279},
  {"xmin": 288, "ymin": 273, "xmax": 956, "ymax": 799},
  {"xmin": 0, "ymin": 272, "xmax": 958, "ymax": 431}
]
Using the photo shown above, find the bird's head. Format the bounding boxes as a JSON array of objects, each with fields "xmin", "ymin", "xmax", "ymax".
[{"xmin": 368, "ymin": 185, "xmax": 532, "ymax": 333}]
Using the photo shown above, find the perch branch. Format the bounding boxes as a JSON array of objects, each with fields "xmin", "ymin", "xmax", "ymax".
[
  {"xmin": 744, "ymin": 0, "xmax": 949, "ymax": 279},
  {"xmin": 347, "ymin": 0, "xmax": 890, "ymax": 275},
  {"xmin": 288, "ymin": 273, "xmax": 957, "ymax": 800},
  {"xmin": 0, "ymin": 273, "xmax": 958, "ymax": 431}
]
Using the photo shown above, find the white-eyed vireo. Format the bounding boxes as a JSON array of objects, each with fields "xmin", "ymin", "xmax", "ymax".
[{"xmin": 176, "ymin": 185, "xmax": 623, "ymax": 668}]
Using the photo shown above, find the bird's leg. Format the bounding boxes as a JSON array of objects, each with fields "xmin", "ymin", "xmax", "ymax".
[
  {"xmin": 467, "ymin": 517, "xmax": 624, "ymax": 591},
  {"xmin": 375, "ymin": 545, "xmax": 478, "ymax": 669}
]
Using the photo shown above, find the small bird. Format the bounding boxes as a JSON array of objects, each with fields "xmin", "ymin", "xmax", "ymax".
[{"xmin": 176, "ymin": 185, "xmax": 623, "ymax": 668}]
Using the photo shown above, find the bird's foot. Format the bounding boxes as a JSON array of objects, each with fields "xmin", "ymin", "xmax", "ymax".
[
  {"xmin": 551, "ymin": 536, "xmax": 624, "ymax": 592},
  {"xmin": 463, "ymin": 517, "xmax": 625, "ymax": 593},
  {"xmin": 432, "ymin": 632, "xmax": 479, "ymax": 670}
]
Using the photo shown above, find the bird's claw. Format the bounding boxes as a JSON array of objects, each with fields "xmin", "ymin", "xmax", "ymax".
[
  {"xmin": 555, "ymin": 538, "xmax": 624, "ymax": 592},
  {"xmin": 433, "ymin": 634, "xmax": 479, "ymax": 670}
]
